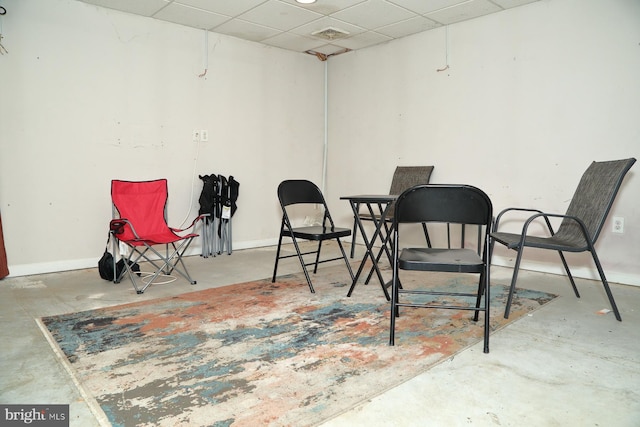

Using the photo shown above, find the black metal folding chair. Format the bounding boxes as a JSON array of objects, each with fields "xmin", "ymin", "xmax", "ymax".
[
  {"xmin": 389, "ymin": 184, "xmax": 493, "ymax": 353},
  {"xmin": 272, "ymin": 180, "xmax": 354, "ymax": 293}
]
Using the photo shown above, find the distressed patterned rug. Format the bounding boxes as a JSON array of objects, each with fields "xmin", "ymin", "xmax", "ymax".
[{"xmin": 39, "ymin": 268, "xmax": 555, "ymax": 427}]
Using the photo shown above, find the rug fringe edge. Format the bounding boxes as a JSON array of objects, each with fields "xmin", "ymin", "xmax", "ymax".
[{"xmin": 35, "ymin": 317, "xmax": 112, "ymax": 427}]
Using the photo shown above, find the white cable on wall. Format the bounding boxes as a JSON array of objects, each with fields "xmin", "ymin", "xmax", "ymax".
[
  {"xmin": 179, "ymin": 29, "xmax": 209, "ymax": 227},
  {"xmin": 437, "ymin": 26, "xmax": 449, "ymax": 72},
  {"xmin": 321, "ymin": 60, "xmax": 328, "ymax": 193}
]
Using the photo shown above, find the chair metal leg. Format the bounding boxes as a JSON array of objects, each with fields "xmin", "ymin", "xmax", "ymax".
[
  {"xmin": 504, "ymin": 249, "xmax": 525, "ymax": 319},
  {"xmin": 389, "ymin": 260, "xmax": 399, "ymax": 346},
  {"xmin": 557, "ymin": 250, "xmax": 580, "ymax": 298},
  {"xmin": 590, "ymin": 249, "xmax": 622, "ymax": 321},
  {"xmin": 271, "ymin": 233, "xmax": 285, "ymax": 283},
  {"xmin": 111, "ymin": 235, "xmax": 120, "ymax": 283},
  {"xmin": 482, "ymin": 263, "xmax": 490, "ymax": 353},
  {"xmin": 336, "ymin": 238, "xmax": 355, "ymax": 282},
  {"xmin": 313, "ymin": 240, "xmax": 323, "ymax": 274},
  {"xmin": 473, "ymin": 270, "xmax": 484, "ymax": 322},
  {"xmin": 290, "ymin": 236, "xmax": 315, "ymax": 293}
]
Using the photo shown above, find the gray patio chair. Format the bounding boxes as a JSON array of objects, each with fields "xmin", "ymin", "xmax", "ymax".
[
  {"xmin": 350, "ymin": 166, "xmax": 434, "ymax": 258},
  {"xmin": 491, "ymin": 158, "xmax": 636, "ymax": 321}
]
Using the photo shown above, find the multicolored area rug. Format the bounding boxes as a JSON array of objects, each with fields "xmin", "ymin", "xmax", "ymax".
[{"xmin": 39, "ymin": 269, "xmax": 555, "ymax": 427}]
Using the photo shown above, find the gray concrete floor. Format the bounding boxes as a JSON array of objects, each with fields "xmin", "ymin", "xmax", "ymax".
[{"xmin": 1, "ymin": 243, "xmax": 639, "ymax": 426}]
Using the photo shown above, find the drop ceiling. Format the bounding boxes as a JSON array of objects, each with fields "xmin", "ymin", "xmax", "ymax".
[{"xmin": 77, "ymin": 0, "xmax": 540, "ymax": 58}]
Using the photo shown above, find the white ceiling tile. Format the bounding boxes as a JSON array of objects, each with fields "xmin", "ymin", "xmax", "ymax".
[
  {"xmin": 376, "ymin": 16, "xmax": 440, "ymax": 39},
  {"xmin": 154, "ymin": 3, "xmax": 230, "ymax": 29},
  {"xmin": 212, "ymin": 19, "xmax": 281, "ymax": 42},
  {"xmin": 175, "ymin": 0, "xmax": 266, "ymax": 17},
  {"xmin": 311, "ymin": 44, "xmax": 353, "ymax": 56},
  {"xmin": 387, "ymin": 0, "xmax": 472, "ymax": 15},
  {"xmin": 491, "ymin": 0, "xmax": 539, "ymax": 8},
  {"xmin": 332, "ymin": 0, "xmax": 417, "ymax": 30},
  {"xmin": 426, "ymin": 0, "xmax": 503, "ymax": 25},
  {"xmin": 238, "ymin": 0, "xmax": 323, "ymax": 31},
  {"xmin": 261, "ymin": 32, "xmax": 326, "ymax": 51},
  {"xmin": 336, "ymin": 31, "xmax": 393, "ymax": 50},
  {"xmin": 81, "ymin": 0, "xmax": 168, "ymax": 16},
  {"xmin": 290, "ymin": 17, "xmax": 366, "ymax": 39},
  {"xmin": 279, "ymin": 0, "xmax": 365, "ymax": 15}
]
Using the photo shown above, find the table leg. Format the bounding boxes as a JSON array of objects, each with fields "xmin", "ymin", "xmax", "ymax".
[{"xmin": 347, "ymin": 201, "xmax": 391, "ymax": 300}]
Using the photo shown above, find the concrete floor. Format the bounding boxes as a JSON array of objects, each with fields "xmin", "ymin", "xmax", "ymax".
[{"xmin": 1, "ymin": 243, "xmax": 639, "ymax": 426}]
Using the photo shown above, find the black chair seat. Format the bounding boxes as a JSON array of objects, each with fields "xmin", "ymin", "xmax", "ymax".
[
  {"xmin": 291, "ymin": 226, "xmax": 351, "ymax": 241},
  {"xmin": 399, "ymin": 248, "xmax": 484, "ymax": 273},
  {"xmin": 491, "ymin": 231, "xmax": 588, "ymax": 252}
]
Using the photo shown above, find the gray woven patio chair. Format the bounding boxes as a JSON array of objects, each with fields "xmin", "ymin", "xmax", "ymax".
[
  {"xmin": 350, "ymin": 166, "xmax": 434, "ymax": 258},
  {"xmin": 491, "ymin": 158, "xmax": 636, "ymax": 321}
]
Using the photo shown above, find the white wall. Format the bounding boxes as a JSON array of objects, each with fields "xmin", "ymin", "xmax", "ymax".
[
  {"xmin": 1, "ymin": 0, "xmax": 638, "ymax": 286},
  {"xmin": 326, "ymin": 0, "xmax": 640, "ymax": 286},
  {"xmin": 0, "ymin": 0, "xmax": 326, "ymax": 275}
]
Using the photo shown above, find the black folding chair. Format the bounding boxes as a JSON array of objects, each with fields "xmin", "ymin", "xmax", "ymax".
[
  {"xmin": 272, "ymin": 180, "xmax": 354, "ymax": 293},
  {"xmin": 389, "ymin": 184, "xmax": 493, "ymax": 353}
]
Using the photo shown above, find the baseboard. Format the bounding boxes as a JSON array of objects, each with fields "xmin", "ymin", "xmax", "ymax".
[
  {"xmin": 491, "ymin": 255, "xmax": 640, "ymax": 288},
  {"xmin": 5, "ymin": 238, "xmax": 279, "ymax": 278}
]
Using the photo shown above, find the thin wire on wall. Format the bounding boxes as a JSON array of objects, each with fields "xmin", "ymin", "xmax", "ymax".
[
  {"xmin": 178, "ymin": 135, "xmax": 202, "ymax": 228},
  {"xmin": 199, "ymin": 29, "xmax": 208, "ymax": 78},
  {"xmin": 321, "ymin": 60, "xmax": 328, "ymax": 194},
  {"xmin": 179, "ymin": 30, "xmax": 209, "ymax": 227},
  {"xmin": 437, "ymin": 26, "xmax": 449, "ymax": 72},
  {"xmin": 0, "ymin": 5, "xmax": 7, "ymax": 55}
]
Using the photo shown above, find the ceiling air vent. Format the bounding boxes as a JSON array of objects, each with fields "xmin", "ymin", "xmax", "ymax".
[{"xmin": 311, "ymin": 27, "xmax": 350, "ymax": 41}]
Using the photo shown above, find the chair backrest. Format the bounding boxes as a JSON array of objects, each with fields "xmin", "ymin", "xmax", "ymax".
[
  {"xmin": 277, "ymin": 180, "xmax": 326, "ymax": 207},
  {"xmin": 278, "ymin": 179, "xmax": 340, "ymax": 230},
  {"xmin": 395, "ymin": 184, "xmax": 493, "ymax": 228},
  {"xmin": 385, "ymin": 166, "xmax": 434, "ymax": 218},
  {"xmin": 111, "ymin": 179, "xmax": 170, "ymax": 241},
  {"xmin": 557, "ymin": 158, "xmax": 636, "ymax": 244},
  {"xmin": 389, "ymin": 166, "xmax": 434, "ymax": 195}
]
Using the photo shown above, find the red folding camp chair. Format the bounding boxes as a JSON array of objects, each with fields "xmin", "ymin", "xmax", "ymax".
[{"xmin": 110, "ymin": 179, "xmax": 202, "ymax": 294}]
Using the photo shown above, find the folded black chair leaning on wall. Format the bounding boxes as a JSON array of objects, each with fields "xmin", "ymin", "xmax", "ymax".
[
  {"xmin": 197, "ymin": 174, "xmax": 239, "ymax": 257},
  {"xmin": 219, "ymin": 175, "xmax": 239, "ymax": 255},
  {"xmin": 110, "ymin": 179, "xmax": 204, "ymax": 294},
  {"xmin": 389, "ymin": 184, "xmax": 493, "ymax": 353},
  {"xmin": 198, "ymin": 174, "xmax": 218, "ymax": 258},
  {"xmin": 491, "ymin": 158, "xmax": 636, "ymax": 321},
  {"xmin": 272, "ymin": 179, "xmax": 354, "ymax": 293}
]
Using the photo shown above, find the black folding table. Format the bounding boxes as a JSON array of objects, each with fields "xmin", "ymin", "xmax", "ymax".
[{"xmin": 341, "ymin": 194, "xmax": 398, "ymax": 300}]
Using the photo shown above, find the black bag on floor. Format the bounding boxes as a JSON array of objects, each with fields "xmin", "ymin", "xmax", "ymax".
[
  {"xmin": 98, "ymin": 250, "xmax": 115, "ymax": 280},
  {"xmin": 98, "ymin": 234, "xmax": 140, "ymax": 281}
]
